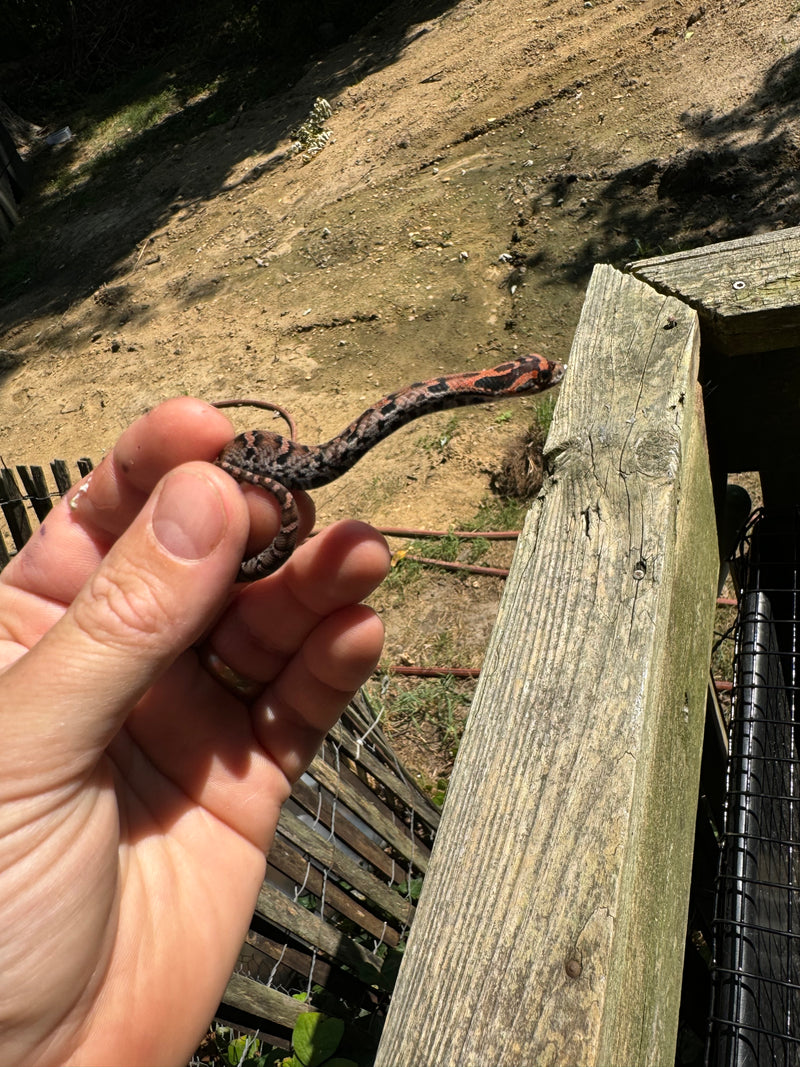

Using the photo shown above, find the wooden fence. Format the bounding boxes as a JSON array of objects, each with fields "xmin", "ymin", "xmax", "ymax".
[
  {"xmin": 0, "ymin": 454, "xmax": 441, "ymax": 1055},
  {"xmin": 0, "ymin": 456, "xmax": 94, "ymax": 566},
  {"xmin": 375, "ymin": 225, "xmax": 800, "ymax": 1066},
  {"xmin": 223, "ymin": 688, "xmax": 440, "ymax": 1049}
]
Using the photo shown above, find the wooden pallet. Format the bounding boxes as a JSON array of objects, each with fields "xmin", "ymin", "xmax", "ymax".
[{"xmin": 224, "ymin": 689, "xmax": 440, "ymax": 1048}]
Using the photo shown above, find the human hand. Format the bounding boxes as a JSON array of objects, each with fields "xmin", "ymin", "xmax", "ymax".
[{"xmin": 0, "ymin": 399, "xmax": 389, "ymax": 1066}]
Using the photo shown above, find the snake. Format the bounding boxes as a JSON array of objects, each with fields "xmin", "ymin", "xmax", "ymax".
[{"xmin": 215, "ymin": 354, "xmax": 565, "ymax": 580}]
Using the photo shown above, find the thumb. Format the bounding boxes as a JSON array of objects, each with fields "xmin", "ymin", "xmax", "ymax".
[{"xmin": 4, "ymin": 464, "xmax": 248, "ymax": 773}]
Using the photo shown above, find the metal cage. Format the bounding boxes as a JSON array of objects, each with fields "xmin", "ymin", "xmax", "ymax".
[{"xmin": 709, "ymin": 508, "xmax": 800, "ymax": 1065}]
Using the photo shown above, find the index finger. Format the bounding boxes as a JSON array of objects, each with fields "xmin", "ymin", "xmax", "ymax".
[{"xmin": 1, "ymin": 398, "xmax": 308, "ymax": 606}]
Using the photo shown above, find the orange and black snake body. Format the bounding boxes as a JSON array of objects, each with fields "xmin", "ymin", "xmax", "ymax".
[{"xmin": 216, "ymin": 354, "xmax": 565, "ymax": 580}]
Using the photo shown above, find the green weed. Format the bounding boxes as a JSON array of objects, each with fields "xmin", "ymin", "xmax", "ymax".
[
  {"xmin": 381, "ymin": 675, "xmax": 473, "ymax": 763},
  {"xmin": 417, "ymin": 414, "xmax": 460, "ymax": 454},
  {"xmin": 534, "ymin": 393, "xmax": 558, "ymax": 438},
  {"xmin": 468, "ymin": 496, "xmax": 528, "ymax": 531}
]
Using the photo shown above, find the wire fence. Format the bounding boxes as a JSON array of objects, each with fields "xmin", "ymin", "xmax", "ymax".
[{"xmin": 709, "ymin": 508, "xmax": 800, "ymax": 1065}]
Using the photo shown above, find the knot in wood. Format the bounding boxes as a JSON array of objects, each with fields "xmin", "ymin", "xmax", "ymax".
[
  {"xmin": 632, "ymin": 429, "xmax": 679, "ymax": 479},
  {"xmin": 565, "ymin": 958, "xmax": 582, "ymax": 979}
]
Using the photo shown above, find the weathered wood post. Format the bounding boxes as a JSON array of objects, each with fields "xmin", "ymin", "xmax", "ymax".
[{"xmin": 375, "ymin": 263, "xmax": 719, "ymax": 1066}]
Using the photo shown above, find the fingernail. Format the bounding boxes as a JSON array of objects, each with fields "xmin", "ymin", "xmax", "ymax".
[{"xmin": 152, "ymin": 469, "xmax": 227, "ymax": 560}]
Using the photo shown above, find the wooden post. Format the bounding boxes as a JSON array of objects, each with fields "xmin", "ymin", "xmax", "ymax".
[
  {"xmin": 375, "ymin": 264, "xmax": 719, "ymax": 1067},
  {"xmin": 628, "ymin": 227, "xmax": 800, "ymax": 357},
  {"xmin": 16, "ymin": 465, "xmax": 54, "ymax": 522},
  {"xmin": 630, "ymin": 227, "xmax": 800, "ymax": 505},
  {"xmin": 0, "ymin": 467, "xmax": 33, "ymax": 550}
]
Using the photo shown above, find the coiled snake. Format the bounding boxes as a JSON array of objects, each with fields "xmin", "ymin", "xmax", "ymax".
[{"xmin": 216, "ymin": 354, "xmax": 565, "ymax": 580}]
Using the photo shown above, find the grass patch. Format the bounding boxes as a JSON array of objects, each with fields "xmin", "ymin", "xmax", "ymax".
[
  {"xmin": 416, "ymin": 414, "xmax": 461, "ymax": 455},
  {"xmin": 469, "ymin": 496, "xmax": 529, "ymax": 530},
  {"xmin": 383, "ymin": 531, "xmax": 494, "ymax": 595},
  {"xmin": 39, "ymin": 79, "xmax": 203, "ymax": 203},
  {"xmin": 534, "ymin": 392, "xmax": 558, "ymax": 437},
  {"xmin": 377, "ymin": 674, "xmax": 473, "ymax": 770}
]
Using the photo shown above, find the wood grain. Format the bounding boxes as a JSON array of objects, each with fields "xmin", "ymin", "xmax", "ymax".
[
  {"xmin": 222, "ymin": 971, "xmax": 311, "ymax": 1030},
  {"xmin": 628, "ymin": 224, "xmax": 800, "ymax": 356},
  {"xmin": 375, "ymin": 264, "xmax": 718, "ymax": 1067}
]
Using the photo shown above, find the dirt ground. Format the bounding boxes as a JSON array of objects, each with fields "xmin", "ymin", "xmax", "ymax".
[{"xmin": 1, "ymin": 0, "xmax": 798, "ymax": 783}]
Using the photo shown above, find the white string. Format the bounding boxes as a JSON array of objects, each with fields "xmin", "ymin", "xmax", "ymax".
[
  {"xmin": 326, "ymin": 742, "xmax": 341, "ymax": 842},
  {"xmin": 372, "ymin": 921, "xmax": 389, "ymax": 954},
  {"xmin": 265, "ymin": 943, "xmax": 288, "ymax": 989},
  {"xmin": 353, "ymin": 698, "xmax": 386, "ymax": 760}
]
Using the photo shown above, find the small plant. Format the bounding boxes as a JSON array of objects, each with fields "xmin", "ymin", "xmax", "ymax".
[
  {"xmin": 193, "ymin": 1024, "xmax": 270, "ymax": 1067},
  {"xmin": 413, "ymin": 533, "xmax": 460, "ymax": 562},
  {"xmin": 534, "ymin": 393, "xmax": 558, "ymax": 438},
  {"xmin": 632, "ymin": 235, "xmax": 665, "ymax": 258},
  {"xmin": 381, "ymin": 553, "xmax": 423, "ymax": 595},
  {"xmin": 469, "ymin": 496, "xmax": 528, "ymax": 531},
  {"xmin": 385, "ymin": 675, "xmax": 473, "ymax": 763},
  {"xmin": 197, "ymin": 1011, "xmax": 367, "ymax": 1067},
  {"xmin": 465, "ymin": 536, "xmax": 491, "ymax": 564},
  {"xmin": 417, "ymin": 414, "xmax": 460, "ymax": 454},
  {"xmin": 278, "ymin": 1013, "xmax": 356, "ymax": 1067},
  {"xmin": 289, "ymin": 98, "xmax": 334, "ymax": 163}
]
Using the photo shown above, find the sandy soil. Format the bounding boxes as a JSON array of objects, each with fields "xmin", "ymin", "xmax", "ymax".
[{"xmin": 1, "ymin": 0, "xmax": 798, "ymax": 780}]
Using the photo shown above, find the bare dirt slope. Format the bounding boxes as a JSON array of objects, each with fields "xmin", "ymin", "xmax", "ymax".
[{"xmin": 0, "ymin": 0, "xmax": 798, "ymax": 776}]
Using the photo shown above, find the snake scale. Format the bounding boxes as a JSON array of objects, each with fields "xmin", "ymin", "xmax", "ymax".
[{"xmin": 216, "ymin": 354, "xmax": 565, "ymax": 580}]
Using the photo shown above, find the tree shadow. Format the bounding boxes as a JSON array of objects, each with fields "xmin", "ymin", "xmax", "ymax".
[
  {"xmin": 0, "ymin": 0, "xmax": 459, "ymax": 336},
  {"xmin": 536, "ymin": 44, "xmax": 800, "ymax": 284}
]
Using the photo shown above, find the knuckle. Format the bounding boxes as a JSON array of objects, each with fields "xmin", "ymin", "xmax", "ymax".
[{"xmin": 74, "ymin": 561, "xmax": 173, "ymax": 651}]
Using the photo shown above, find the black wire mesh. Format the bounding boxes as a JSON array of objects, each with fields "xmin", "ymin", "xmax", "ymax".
[{"xmin": 708, "ymin": 508, "xmax": 800, "ymax": 1066}]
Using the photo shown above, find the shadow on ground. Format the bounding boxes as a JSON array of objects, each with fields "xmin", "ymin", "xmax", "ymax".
[
  {"xmin": 534, "ymin": 45, "xmax": 800, "ymax": 282},
  {"xmin": 0, "ymin": 0, "xmax": 458, "ymax": 333}
]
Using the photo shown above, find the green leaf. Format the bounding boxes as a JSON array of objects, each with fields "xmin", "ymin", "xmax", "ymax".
[
  {"xmin": 227, "ymin": 1034, "xmax": 263, "ymax": 1064},
  {"xmin": 227, "ymin": 1036, "xmax": 246, "ymax": 1064},
  {"xmin": 292, "ymin": 1013, "xmax": 345, "ymax": 1067},
  {"xmin": 397, "ymin": 876, "xmax": 424, "ymax": 902}
]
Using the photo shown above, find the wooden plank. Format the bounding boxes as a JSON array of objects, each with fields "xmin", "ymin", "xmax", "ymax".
[
  {"xmin": 242, "ymin": 925, "xmax": 332, "ymax": 987},
  {"xmin": 628, "ymin": 224, "xmax": 800, "ymax": 356},
  {"xmin": 375, "ymin": 264, "xmax": 718, "ymax": 1067},
  {"xmin": 268, "ymin": 837, "xmax": 402, "ymax": 946},
  {"xmin": 222, "ymin": 972, "xmax": 311, "ymax": 1030},
  {"xmin": 255, "ymin": 880, "xmax": 382, "ymax": 975},
  {"xmin": 50, "ymin": 460, "xmax": 73, "ymax": 496},
  {"xmin": 329, "ymin": 717, "xmax": 441, "ymax": 833},
  {"xmin": 276, "ymin": 807, "xmax": 415, "ymax": 928},
  {"xmin": 291, "ymin": 775, "xmax": 404, "ymax": 883},
  {"xmin": 15, "ymin": 465, "xmax": 53, "ymax": 522},
  {"xmin": 0, "ymin": 467, "xmax": 32, "ymax": 549},
  {"xmin": 309, "ymin": 754, "xmax": 431, "ymax": 872},
  {"xmin": 240, "ymin": 926, "xmax": 367, "ymax": 1004}
]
